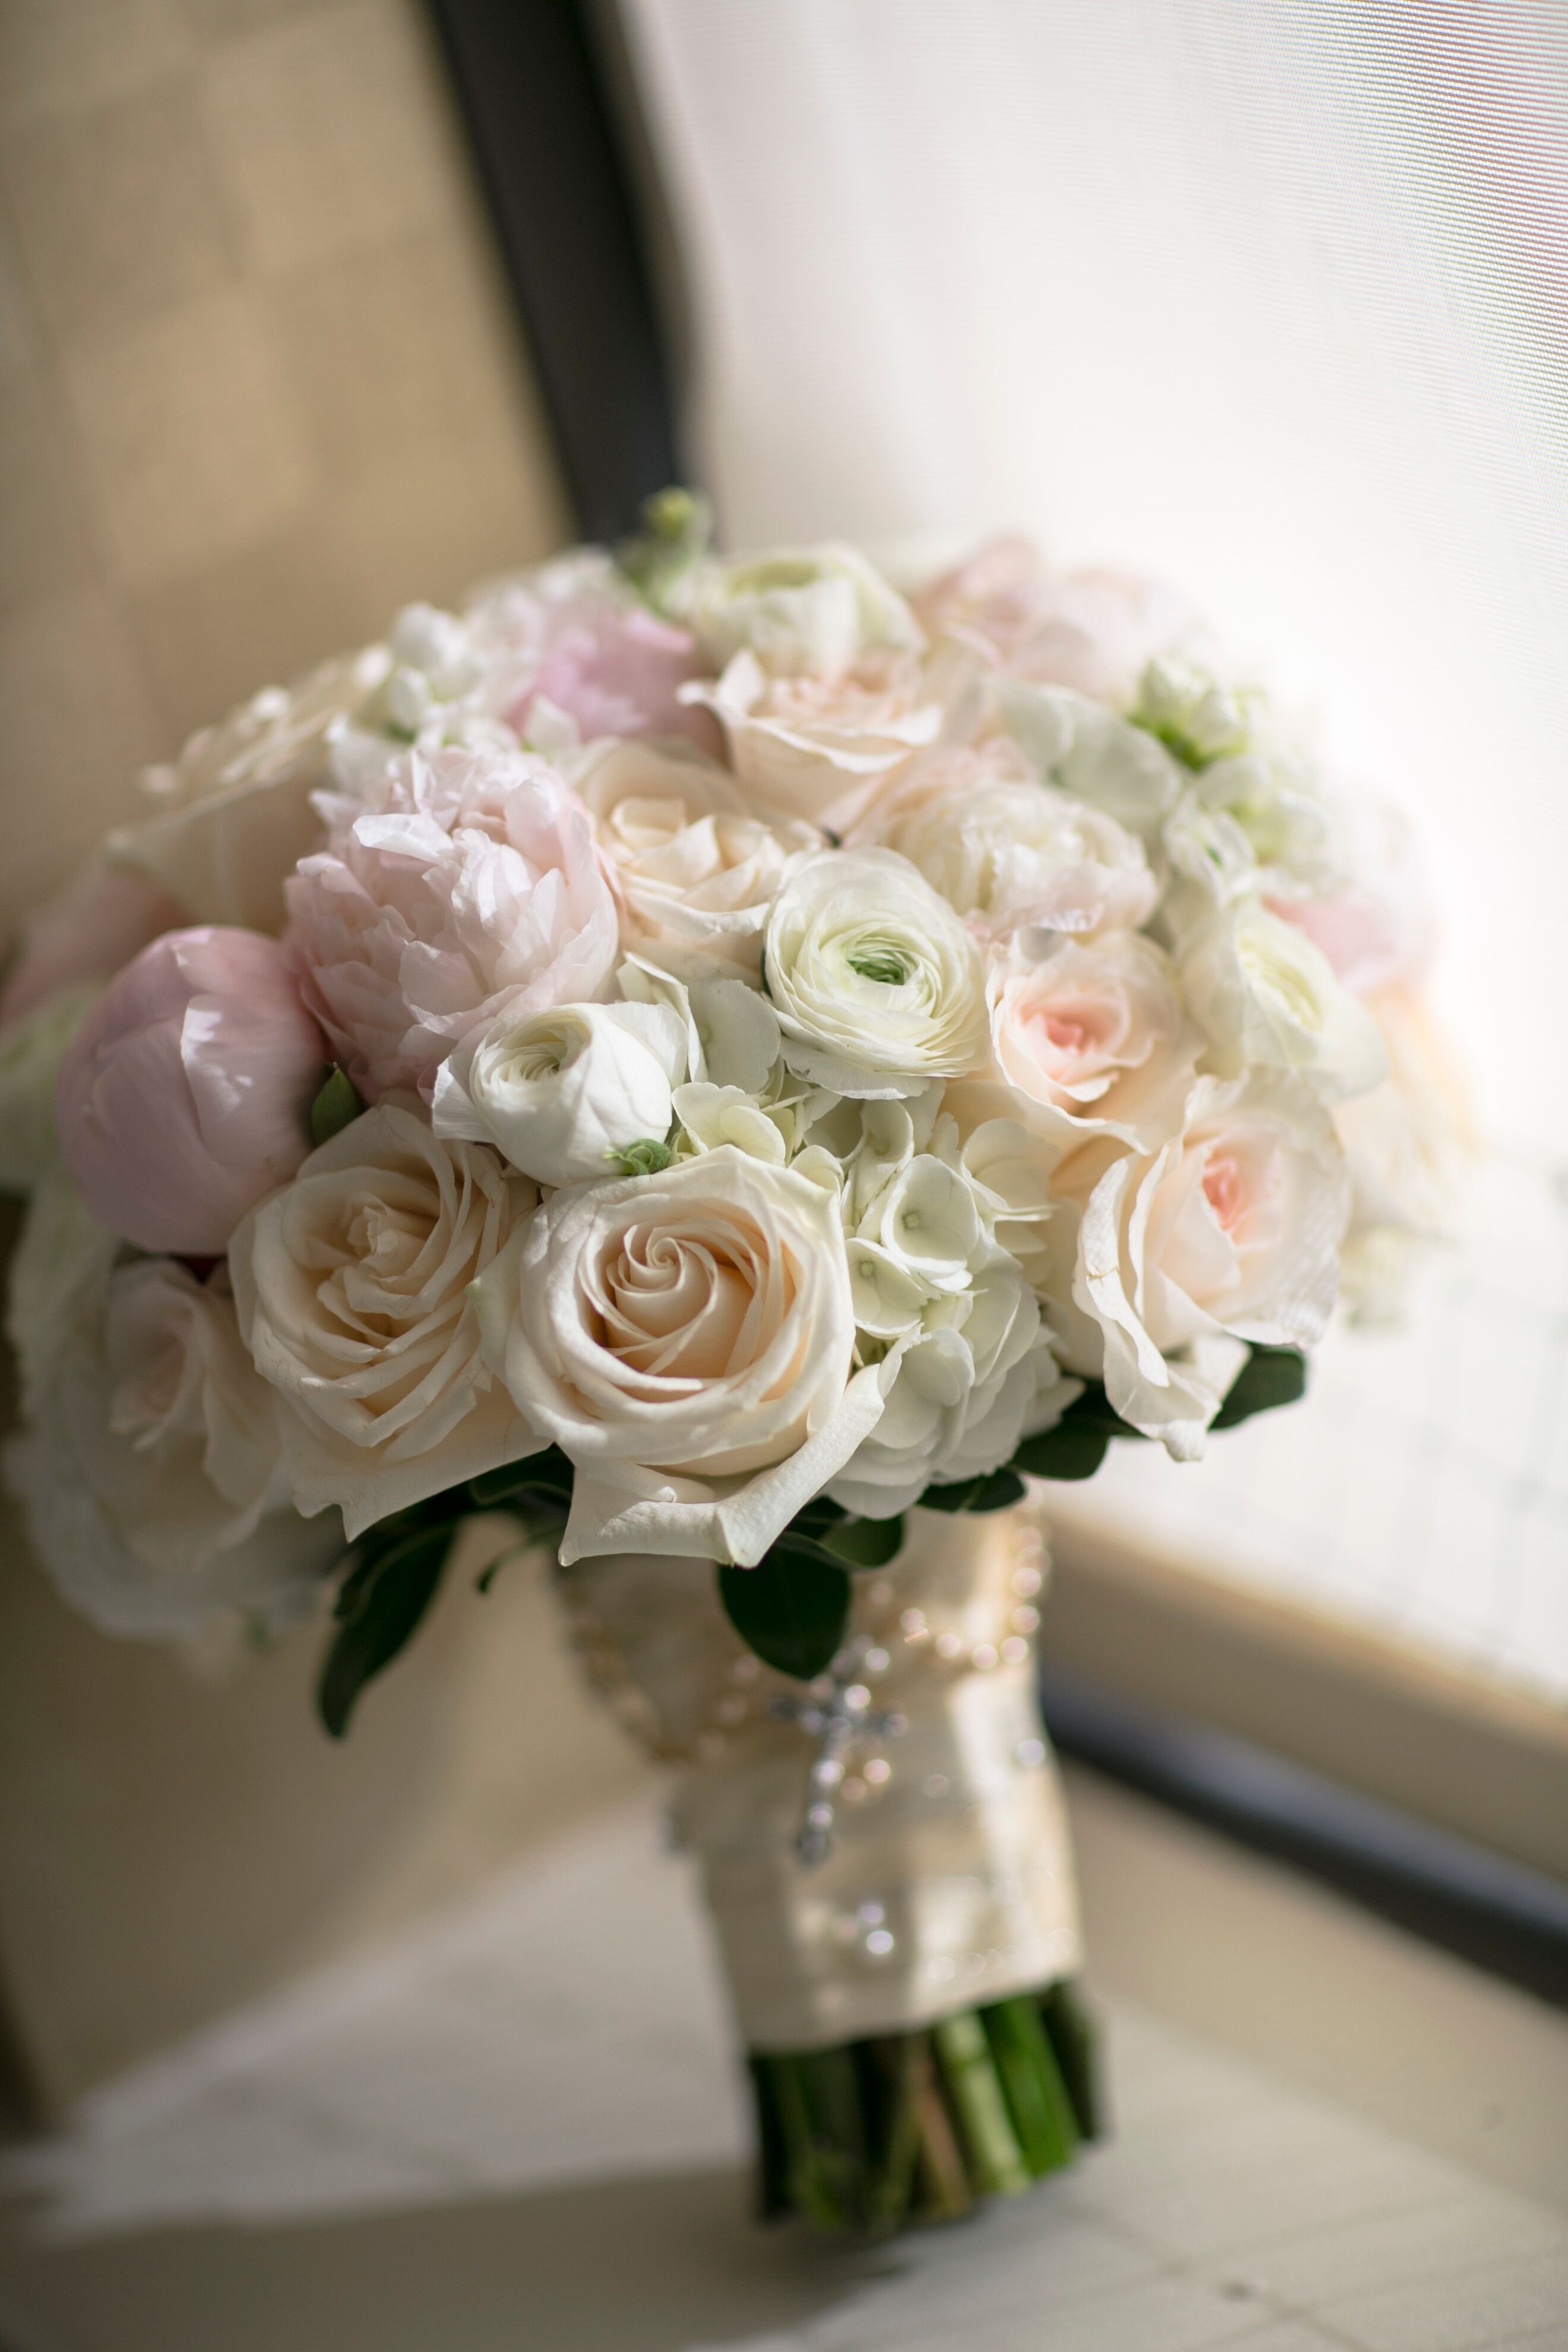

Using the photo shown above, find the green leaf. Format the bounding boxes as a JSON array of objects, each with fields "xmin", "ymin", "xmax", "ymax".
[
  {"xmin": 309, "ymin": 1065, "xmax": 365, "ymax": 1149},
  {"xmin": 317, "ymin": 1524, "xmax": 452, "ymax": 1738},
  {"xmin": 1010, "ymin": 1422, "xmax": 1111, "ymax": 1481},
  {"xmin": 466, "ymin": 1444, "xmax": 575, "ymax": 1514},
  {"xmin": 817, "ymin": 1512, "xmax": 905, "ymax": 1568},
  {"xmin": 1212, "ymin": 1343, "xmax": 1307, "ymax": 1430},
  {"xmin": 606, "ymin": 1137, "xmax": 673, "ymax": 1177},
  {"xmin": 919, "ymin": 1468, "xmax": 1028, "ymax": 1515},
  {"xmin": 718, "ymin": 1553, "xmax": 851, "ymax": 1681}
]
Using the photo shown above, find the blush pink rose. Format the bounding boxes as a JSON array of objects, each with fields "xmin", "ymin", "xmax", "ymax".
[
  {"xmin": 1, "ymin": 859, "xmax": 188, "ymax": 1026},
  {"xmin": 988, "ymin": 930, "xmax": 1197, "ymax": 1153},
  {"xmin": 283, "ymin": 744, "xmax": 621, "ymax": 1102},
  {"xmin": 55, "ymin": 928, "xmax": 326, "ymax": 1255}
]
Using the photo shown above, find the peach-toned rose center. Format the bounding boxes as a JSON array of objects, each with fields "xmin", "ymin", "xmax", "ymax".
[
  {"xmin": 1019, "ymin": 992, "xmax": 1121, "ymax": 1080},
  {"xmin": 1202, "ymin": 1150, "xmax": 1245, "ymax": 1233}
]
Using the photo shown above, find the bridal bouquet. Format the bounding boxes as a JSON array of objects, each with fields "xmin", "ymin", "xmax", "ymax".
[{"xmin": 0, "ymin": 497, "xmax": 1460, "ymax": 2233}]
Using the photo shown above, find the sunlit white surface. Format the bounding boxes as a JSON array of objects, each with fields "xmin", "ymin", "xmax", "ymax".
[
  {"xmin": 3, "ymin": 1794, "xmax": 1565, "ymax": 2350},
  {"xmin": 627, "ymin": 0, "xmax": 1568, "ymax": 1155}
]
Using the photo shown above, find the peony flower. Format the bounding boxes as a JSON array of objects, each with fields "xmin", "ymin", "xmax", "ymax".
[
  {"xmin": 55, "ymin": 928, "xmax": 326, "ymax": 1256},
  {"xmin": 1179, "ymin": 902, "xmax": 1387, "ymax": 1102},
  {"xmin": 682, "ymin": 647, "xmax": 952, "ymax": 836},
  {"xmin": 473, "ymin": 1146, "xmax": 888, "ymax": 1565},
  {"xmin": 679, "ymin": 542, "xmax": 922, "ymax": 679},
  {"xmin": 108, "ymin": 647, "xmax": 390, "ymax": 933},
  {"xmin": 763, "ymin": 849, "xmax": 990, "ymax": 1098},
  {"xmin": 431, "ymin": 998, "xmax": 685, "ymax": 1187},
  {"xmin": 229, "ymin": 1101, "xmax": 540, "ymax": 1537},
  {"xmin": 574, "ymin": 738, "xmax": 820, "ymax": 981},
  {"xmin": 5, "ymin": 1243, "xmax": 339, "ymax": 1642},
  {"xmin": 1, "ymin": 859, "xmax": 186, "ymax": 1028},
  {"xmin": 1055, "ymin": 1071, "xmax": 1348, "ymax": 1456},
  {"xmin": 464, "ymin": 549, "xmax": 717, "ymax": 752},
  {"xmin": 989, "ymin": 930, "xmax": 1199, "ymax": 1153},
  {"xmin": 876, "ymin": 743, "xmax": 1156, "ymax": 941},
  {"xmin": 283, "ymin": 743, "xmax": 620, "ymax": 1102},
  {"xmin": 912, "ymin": 536, "xmax": 1193, "ymax": 704}
]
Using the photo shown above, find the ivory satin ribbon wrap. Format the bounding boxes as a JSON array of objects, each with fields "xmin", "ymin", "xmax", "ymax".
[{"xmin": 557, "ymin": 1504, "xmax": 1083, "ymax": 2052}]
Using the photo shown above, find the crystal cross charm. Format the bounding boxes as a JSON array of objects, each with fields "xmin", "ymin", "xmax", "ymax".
[{"xmin": 773, "ymin": 1642, "xmax": 905, "ymax": 1869}]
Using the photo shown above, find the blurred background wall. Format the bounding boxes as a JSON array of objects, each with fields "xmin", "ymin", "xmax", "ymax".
[
  {"xmin": 0, "ymin": 0, "xmax": 568, "ymax": 930},
  {"xmin": 0, "ymin": 0, "xmax": 648, "ymax": 2121}
]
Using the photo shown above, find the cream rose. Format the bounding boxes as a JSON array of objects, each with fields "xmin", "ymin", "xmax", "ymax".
[
  {"xmin": 989, "ymin": 930, "xmax": 1198, "ymax": 1153},
  {"xmin": 681, "ymin": 543, "xmax": 922, "ymax": 678},
  {"xmin": 1058, "ymin": 1071, "xmax": 1348, "ymax": 1456},
  {"xmin": 108, "ymin": 647, "xmax": 390, "ymax": 934},
  {"xmin": 229, "ymin": 1101, "xmax": 540, "ymax": 1536},
  {"xmin": 431, "ymin": 999, "xmax": 685, "ymax": 1187},
  {"xmin": 574, "ymin": 738, "xmax": 818, "ymax": 980},
  {"xmin": 473, "ymin": 1146, "xmax": 887, "ymax": 1565},
  {"xmin": 682, "ymin": 648, "xmax": 950, "ymax": 836},
  {"xmin": 1180, "ymin": 902, "xmax": 1387, "ymax": 1102},
  {"xmin": 764, "ymin": 849, "xmax": 990, "ymax": 1098},
  {"xmin": 880, "ymin": 747, "xmax": 1156, "ymax": 942},
  {"xmin": 5, "ymin": 1250, "xmax": 339, "ymax": 1641}
]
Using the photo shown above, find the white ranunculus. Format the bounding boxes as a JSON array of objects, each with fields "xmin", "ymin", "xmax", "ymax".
[
  {"xmin": 682, "ymin": 647, "xmax": 952, "ymax": 836},
  {"xmin": 107, "ymin": 647, "xmax": 391, "ymax": 934},
  {"xmin": 473, "ymin": 1146, "xmax": 886, "ymax": 1566},
  {"xmin": 431, "ymin": 999, "xmax": 685, "ymax": 1187},
  {"xmin": 988, "ymin": 930, "xmax": 1199, "ymax": 1154},
  {"xmin": 883, "ymin": 755, "xmax": 1156, "ymax": 943},
  {"xmin": 992, "ymin": 681, "xmax": 1184, "ymax": 836},
  {"xmin": 229, "ymin": 1101, "xmax": 541, "ymax": 1537},
  {"xmin": 764, "ymin": 849, "xmax": 990, "ymax": 1098},
  {"xmin": 1057, "ymin": 1071, "xmax": 1348, "ymax": 1457},
  {"xmin": 0, "ymin": 982, "xmax": 99, "ymax": 1193},
  {"xmin": 5, "ymin": 1253, "xmax": 339, "ymax": 1642},
  {"xmin": 680, "ymin": 543, "xmax": 922, "ymax": 678},
  {"xmin": 573, "ymin": 737, "xmax": 820, "ymax": 981},
  {"xmin": 1180, "ymin": 902, "xmax": 1387, "ymax": 1102}
]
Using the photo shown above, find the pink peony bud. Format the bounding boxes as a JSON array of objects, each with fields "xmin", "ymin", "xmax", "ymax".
[{"xmin": 55, "ymin": 928, "xmax": 326, "ymax": 1255}]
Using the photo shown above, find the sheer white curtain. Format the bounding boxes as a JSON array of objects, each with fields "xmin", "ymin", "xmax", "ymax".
[{"xmin": 622, "ymin": 0, "xmax": 1568, "ymax": 1159}]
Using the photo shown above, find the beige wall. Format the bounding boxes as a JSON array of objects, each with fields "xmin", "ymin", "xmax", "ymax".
[
  {"xmin": 0, "ymin": 0, "xmax": 651, "ymax": 2118},
  {"xmin": 0, "ymin": 0, "xmax": 570, "ymax": 936}
]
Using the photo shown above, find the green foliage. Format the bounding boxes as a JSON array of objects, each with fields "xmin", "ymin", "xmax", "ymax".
[
  {"xmin": 919, "ymin": 1468, "xmax": 1028, "ymax": 1515},
  {"xmin": 1212, "ymin": 1343, "xmax": 1307, "ymax": 1428},
  {"xmin": 718, "ymin": 1553, "xmax": 852, "ymax": 1682},
  {"xmin": 606, "ymin": 1137, "xmax": 674, "ymax": 1177},
  {"xmin": 317, "ymin": 1519, "xmax": 454, "ymax": 1738},
  {"xmin": 1006, "ymin": 1345, "xmax": 1307, "ymax": 1485},
  {"xmin": 308, "ymin": 1065, "xmax": 365, "ymax": 1149}
]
